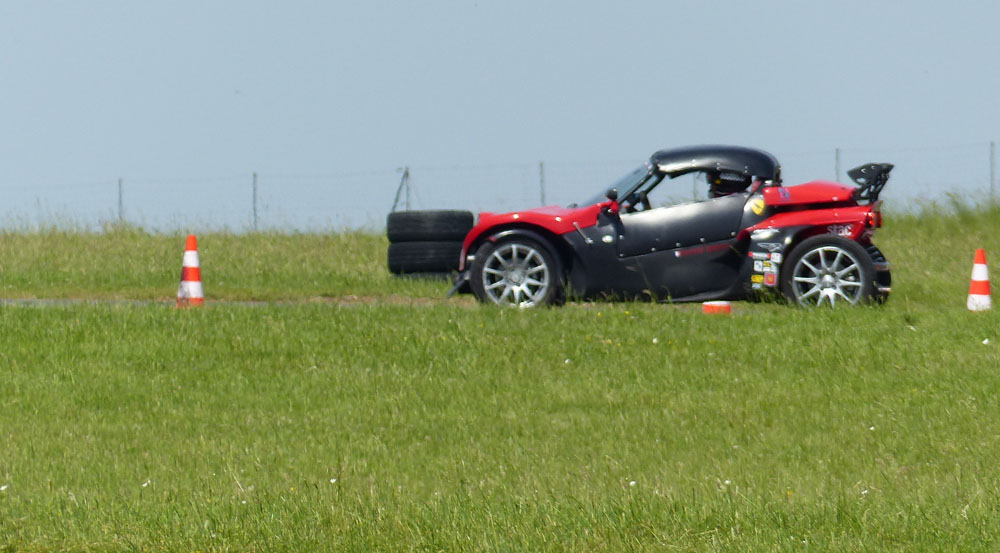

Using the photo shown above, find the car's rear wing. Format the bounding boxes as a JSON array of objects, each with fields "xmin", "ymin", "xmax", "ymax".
[{"xmin": 848, "ymin": 163, "xmax": 893, "ymax": 204}]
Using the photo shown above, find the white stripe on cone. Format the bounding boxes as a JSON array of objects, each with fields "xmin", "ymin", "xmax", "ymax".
[
  {"xmin": 969, "ymin": 294, "xmax": 992, "ymax": 311},
  {"xmin": 178, "ymin": 280, "xmax": 204, "ymax": 299},
  {"xmin": 183, "ymin": 250, "xmax": 200, "ymax": 267}
]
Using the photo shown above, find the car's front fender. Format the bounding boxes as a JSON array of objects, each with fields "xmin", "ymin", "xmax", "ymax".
[{"xmin": 459, "ymin": 226, "xmax": 568, "ymax": 274}]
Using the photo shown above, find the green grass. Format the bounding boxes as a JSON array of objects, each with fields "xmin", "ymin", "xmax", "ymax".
[
  {"xmin": 1, "ymin": 205, "xmax": 1000, "ymax": 551},
  {"xmin": 0, "ymin": 202, "xmax": 997, "ymax": 305},
  {"xmin": 0, "ymin": 225, "xmax": 447, "ymax": 301}
]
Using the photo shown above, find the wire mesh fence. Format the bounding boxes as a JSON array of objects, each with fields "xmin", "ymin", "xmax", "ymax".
[{"xmin": 0, "ymin": 142, "xmax": 994, "ymax": 232}]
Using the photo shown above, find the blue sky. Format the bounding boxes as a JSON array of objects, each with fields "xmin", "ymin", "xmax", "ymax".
[{"xmin": 1, "ymin": 1, "xmax": 998, "ymax": 229}]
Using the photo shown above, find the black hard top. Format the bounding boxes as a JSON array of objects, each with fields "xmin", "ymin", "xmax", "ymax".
[{"xmin": 650, "ymin": 145, "xmax": 781, "ymax": 181}]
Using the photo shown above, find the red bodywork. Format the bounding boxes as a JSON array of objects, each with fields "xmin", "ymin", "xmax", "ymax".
[
  {"xmin": 459, "ymin": 202, "xmax": 611, "ymax": 270},
  {"xmin": 747, "ymin": 181, "xmax": 882, "ymax": 241},
  {"xmin": 762, "ymin": 181, "xmax": 855, "ymax": 205}
]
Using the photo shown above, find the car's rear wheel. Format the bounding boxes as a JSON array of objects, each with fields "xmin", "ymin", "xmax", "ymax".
[
  {"xmin": 470, "ymin": 238, "xmax": 562, "ymax": 307},
  {"xmin": 780, "ymin": 235, "xmax": 876, "ymax": 307}
]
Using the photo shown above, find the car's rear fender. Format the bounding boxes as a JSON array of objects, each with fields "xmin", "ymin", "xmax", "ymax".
[
  {"xmin": 744, "ymin": 211, "xmax": 885, "ymax": 293},
  {"xmin": 747, "ymin": 204, "xmax": 877, "ymax": 240},
  {"xmin": 747, "ymin": 216, "xmax": 877, "ymax": 261}
]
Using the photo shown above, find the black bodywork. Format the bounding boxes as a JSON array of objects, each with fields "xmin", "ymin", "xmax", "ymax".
[
  {"xmin": 558, "ymin": 192, "xmax": 768, "ymax": 301},
  {"xmin": 563, "ymin": 146, "xmax": 780, "ymax": 301}
]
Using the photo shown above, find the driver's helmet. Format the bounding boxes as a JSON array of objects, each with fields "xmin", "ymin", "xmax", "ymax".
[{"xmin": 707, "ymin": 171, "xmax": 750, "ymax": 197}]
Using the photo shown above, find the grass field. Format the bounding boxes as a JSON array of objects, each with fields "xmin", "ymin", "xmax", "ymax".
[{"xmin": 1, "ymin": 205, "xmax": 1000, "ymax": 551}]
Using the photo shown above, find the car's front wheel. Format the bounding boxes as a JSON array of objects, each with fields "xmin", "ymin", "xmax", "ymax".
[
  {"xmin": 470, "ymin": 237, "xmax": 563, "ymax": 307},
  {"xmin": 780, "ymin": 235, "xmax": 876, "ymax": 307}
]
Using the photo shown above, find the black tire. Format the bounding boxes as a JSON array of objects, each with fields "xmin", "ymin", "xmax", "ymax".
[
  {"xmin": 865, "ymin": 244, "xmax": 892, "ymax": 303},
  {"xmin": 470, "ymin": 237, "xmax": 563, "ymax": 307},
  {"xmin": 386, "ymin": 210, "xmax": 474, "ymax": 243},
  {"xmin": 779, "ymin": 235, "xmax": 877, "ymax": 307},
  {"xmin": 387, "ymin": 241, "xmax": 463, "ymax": 274}
]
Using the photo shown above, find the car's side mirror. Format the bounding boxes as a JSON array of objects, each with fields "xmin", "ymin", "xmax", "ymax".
[{"xmin": 601, "ymin": 188, "xmax": 620, "ymax": 216}]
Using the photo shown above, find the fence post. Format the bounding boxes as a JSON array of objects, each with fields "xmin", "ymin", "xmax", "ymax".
[
  {"xmin": 117, "ymin": 178, "xmax": 124, "ymax": 223},
  {"xmin": 391, "ymin": 167, "xmax": 411, "ymax": 212},
  {"xmin": 252, "ymin": 172, "xmax": 259, "ymax": 231},
  {"xmin": 539, "ymin": 161, "xmax": 546, "ymax": 205}
]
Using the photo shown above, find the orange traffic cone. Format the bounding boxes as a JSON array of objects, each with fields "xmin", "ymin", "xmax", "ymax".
[
  {"xmin": 702, "ymin": 300, "xmax": 732, "ymax": 314},
  {"xmin": 967, "ymin": 248, "xmax": 991, "ymax": 311},
  {"xmin": 177, "ymin": 235, "xmax": 204, "ymax": 307}
]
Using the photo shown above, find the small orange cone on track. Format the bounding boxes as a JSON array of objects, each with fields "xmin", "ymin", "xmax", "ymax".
[
  {"xmin": 177, "ymin": 234, "xmax": 204, "ymax": 307},
  {"xmin": 702, "ymin": 300, "xmax": 732, "ymax": 315},
  {"xmin": 967, "ymin": 248, "xmax": 991, "ymax": 311}
]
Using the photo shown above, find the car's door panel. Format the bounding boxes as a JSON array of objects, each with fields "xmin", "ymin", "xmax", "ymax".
[
  {"xmin": 614, "ymin": 193, "xmax": 748, "ymax": 297},
  {"xmin": 617, "ymin": 194, "xmax": 747, "ymax": 257},
  {"xmin": 633, "ymin": 241, "xmax": 743, "ymax": 299}
]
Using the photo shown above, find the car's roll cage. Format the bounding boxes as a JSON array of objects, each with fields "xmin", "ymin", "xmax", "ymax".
[
  {"xmin": 590, "ymin": 145, "xmax": 783, "ymax": 211},
  {"xmin": 650, "ymin": 145, "xmax": 782, "ymax": 182}
]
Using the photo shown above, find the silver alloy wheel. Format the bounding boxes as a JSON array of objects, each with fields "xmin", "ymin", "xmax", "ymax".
[
  {"xmin": 790, "ymin": 245, "xmax": 865, "ymax": 306},
  {"xmin": 481, "ymin": 242, "xmax": 551, "ymax": 307}
]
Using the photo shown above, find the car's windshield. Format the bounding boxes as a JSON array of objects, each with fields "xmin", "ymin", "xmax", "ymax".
[{"xmin": 576, "ymin": 163, "xmax": 653, "ymax": 207}]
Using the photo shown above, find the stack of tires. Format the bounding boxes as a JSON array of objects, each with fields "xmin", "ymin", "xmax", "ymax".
[{"xmin": 386, "ymin": 210, "xmax": 474, "ymax": 275}]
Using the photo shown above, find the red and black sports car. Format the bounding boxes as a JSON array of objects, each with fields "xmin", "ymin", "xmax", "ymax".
[{"xmin": 452, "ymin": 145, "xmax": 892, "ymax": 307}]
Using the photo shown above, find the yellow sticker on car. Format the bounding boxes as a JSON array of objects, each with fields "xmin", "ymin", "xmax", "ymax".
[{"xmin": 750, "ymin": 198, "xmax": 766, "ymax": 215}]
